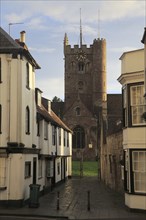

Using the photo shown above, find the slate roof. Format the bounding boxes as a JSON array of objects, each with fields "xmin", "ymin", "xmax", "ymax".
[
  {"xmin": 37, "ymin": 99, "xmax": 72, "ymax": 133},
  {"xmin": 0, "ymin": 26, "xmax": 40, "ymax": 69},
  {"xmin": 107, "ymin": 94, "xmax": 123, "ymax": 135},
  {"xmin": 0, "ymin": 27, "xmax": 21, "ymax": 49}
]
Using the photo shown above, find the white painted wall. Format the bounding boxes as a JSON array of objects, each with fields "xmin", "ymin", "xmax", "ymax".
[
  {"xmin": 0, "ymin": 45, "xmax": 72, "ymax": 205},
  {"xmin": 121, "ymin": 49, "xmax": 144, "ymax": 74},
  {"xmin": 125, "ymin": 193, "xmax": 146, "ymax": 210}
]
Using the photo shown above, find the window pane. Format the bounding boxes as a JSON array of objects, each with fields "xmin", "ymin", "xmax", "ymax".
[
  {"xmin": 132, "ymin": 151, "xmax": 146, "ymax": 193},
  {"xmin": 0, "ymin": 158, "xmax": 6, "ymax": 187}
]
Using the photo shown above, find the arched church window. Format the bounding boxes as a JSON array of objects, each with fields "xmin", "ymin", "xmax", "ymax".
[{"xmin": 72, "ymin": 126, "xmax": 85, "ymax": 149}]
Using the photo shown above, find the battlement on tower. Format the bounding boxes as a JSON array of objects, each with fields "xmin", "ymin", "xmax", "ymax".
[
  {"xmin": 64, "ymin": 44, "xmax": 92, "ymax": 54},
  {"xmin": 64, "ymin": 38, "xmax": 106, "ymax": 54}
]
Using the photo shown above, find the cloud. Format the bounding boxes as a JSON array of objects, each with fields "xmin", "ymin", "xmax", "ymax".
[
  {"xmin": 3, "ymin": 1, "xmax": 145, "ymax": 25},
  {"xmin": 5, "ymin": 12, "xmax": 29, "ymax": 23},
  {"xmin": 29, "ymin": 47, "xmax": 56, "ymax": 53},
  {"xmin": 36, "ymin": 77, "xmax": 64, "ymax": 100},
  {"xmin": 100, "ymin": 1, "xmax": 145, "ymax": 21},
  {"xmin": 27, "ymin": 17, "xmax": 48, "ymax": 30},
  {"xmin": 109, "ymin": 46, "xmax": 141, "ymax": 53}
]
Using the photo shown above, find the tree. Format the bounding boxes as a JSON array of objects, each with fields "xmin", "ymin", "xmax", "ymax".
[{"xmin": 52, "ymin": 96, "xmax": 63, "ymax": 102}]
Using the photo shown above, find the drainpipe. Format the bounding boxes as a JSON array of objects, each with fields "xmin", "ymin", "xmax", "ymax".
[
  {"xmin": 7, "ymin": 54, "xmax": 12, "ymax": 142},
  {"xmin": 17, "ymin": 54, "xmax": 22, "ymax": 143}
]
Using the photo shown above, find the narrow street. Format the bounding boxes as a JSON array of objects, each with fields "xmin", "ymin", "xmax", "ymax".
[{"xmin": 0, "ymin": 177, "xmax": 145, "ymax": 219}]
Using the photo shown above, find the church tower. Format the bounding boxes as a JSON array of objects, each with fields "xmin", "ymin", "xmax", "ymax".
[{"xmin": 63, "ymin": 18, "xmax": 107, "ymax": 160}]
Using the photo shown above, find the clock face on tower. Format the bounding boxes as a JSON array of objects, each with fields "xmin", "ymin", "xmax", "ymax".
[{"xmin": 75, "ymin": 49, "xmax": 86, "ymax": 62}]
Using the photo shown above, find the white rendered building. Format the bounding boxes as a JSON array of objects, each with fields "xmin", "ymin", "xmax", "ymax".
[
  {"xmin": 0, "ymin": 27, "xmax": 72, "ymax": 207},
  {"xmin": 118, "ymin": 46, "xmax": 146, "ymax": 210}
]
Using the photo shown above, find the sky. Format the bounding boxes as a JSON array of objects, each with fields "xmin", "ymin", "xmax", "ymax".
[{"xmin": 0, "ymin": 0, "xmax": 146, "ymax": 100}]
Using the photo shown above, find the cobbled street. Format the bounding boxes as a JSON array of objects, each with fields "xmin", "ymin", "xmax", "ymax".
[{"xmin": 0, "ymin": 177, "xmax": 146, "ymax": 219}]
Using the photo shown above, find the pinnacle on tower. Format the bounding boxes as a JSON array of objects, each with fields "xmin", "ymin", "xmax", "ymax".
[{"xmin": 64, "ymin": 33, "xmax": 69, "ymax": 46}]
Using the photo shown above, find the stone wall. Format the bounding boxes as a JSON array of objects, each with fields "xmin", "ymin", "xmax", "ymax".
[{"xmin": 101, "ymin": 131, "xmax": 124, "ymax": 193}]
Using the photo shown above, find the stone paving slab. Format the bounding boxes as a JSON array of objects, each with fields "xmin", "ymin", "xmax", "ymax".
[{"xmin": 0, "ymin": 177, "xmax": 146, "ymax": 219}]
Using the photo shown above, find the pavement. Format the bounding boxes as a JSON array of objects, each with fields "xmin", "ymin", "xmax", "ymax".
[{"xmin": 0, "ymin": 177, "xmax": 146, "ymax": 220}]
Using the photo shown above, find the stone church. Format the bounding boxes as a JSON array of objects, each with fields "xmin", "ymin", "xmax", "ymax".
[{"xmin": 52, "ymin": 28, "xmax": 107, "ymax": 161}]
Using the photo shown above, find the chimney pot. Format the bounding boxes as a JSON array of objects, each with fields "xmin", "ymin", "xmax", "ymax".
[{"xmin": 20, "ymin": 31, "xmax": 26, "ymax": 43}]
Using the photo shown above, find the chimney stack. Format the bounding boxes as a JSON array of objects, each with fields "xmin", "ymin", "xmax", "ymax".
[{"xmin": 20, "ymin": 31, "xmax": 26, "ymax": 43}]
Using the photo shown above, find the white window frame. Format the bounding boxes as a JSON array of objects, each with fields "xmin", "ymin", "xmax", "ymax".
[
  {"xmin": 52, "ymin": 125, "xmax": 56, "ymax": 145},
  {"xmin": 132, "ymin": 151, "xmax": 146, "ymax": 193},
  {"xmin": 25, "ymin": 161, "xmax": 31, "ymax": 178},
  {"xmin": 130, "ymin": 85, "xmax": 146, "ymax": 126},
  {"xmin": 44, "ymin": 121, "xmax": 48, "ymax": 140},
  {"xmin": 38, "ymin": 159, "xmax": 43, "ymax": 178},
  {"xmin": 59, "ymin": 128, "xmax": 61, "ymax": 146},
  {"xmin": 46, "ymin": 161, "xmax": 53, "ymax": 177},
  {"xmin": 0, "ymin": 158, "xmax": 7, "ymax": 188}
]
